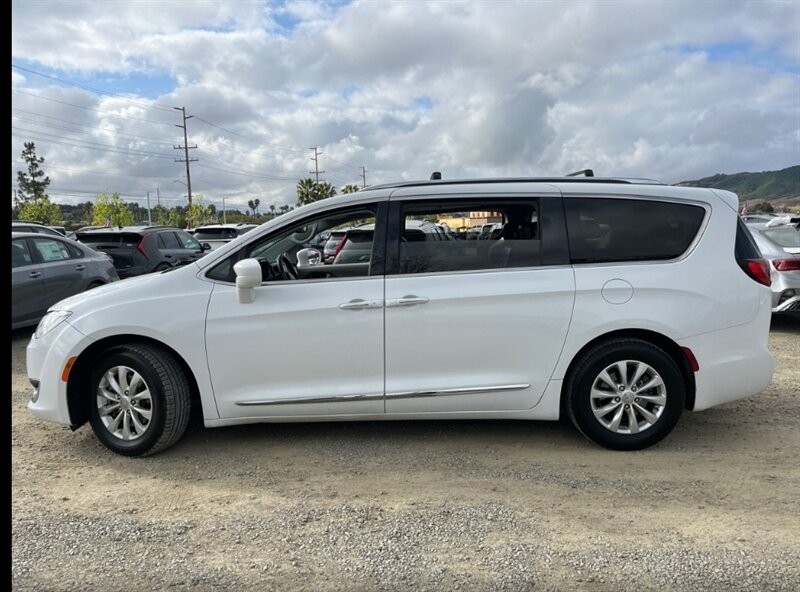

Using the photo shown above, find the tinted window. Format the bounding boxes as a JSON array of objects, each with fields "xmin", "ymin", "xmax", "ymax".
[
  {"xmin": 12, "ymin": 239, "xmax": 33, "ymax": 268},
  {"xmin": 397, "ymin": 200, "xmax": 540, "ymax": 274},
  {"xmin": 77, "ymin": 232, "xmax": 141, "ymax": 245},
  {"xmin": 32, "ymin": 238, "xmax": 73, "ymax": 262},
  {"xmin": 735, "ymin": 219, "xmax": 762, "ymax": 260},
  {"xmin": 158, "ymin": 232, "xmax": 181, "ymax": 249},
  {"xmin": 194, "ymin": 228, "xmax": 238, "ymax": 240},
  {"xmin": 564, "ymin": 198, "xmax": 705, "ymax": 263}
]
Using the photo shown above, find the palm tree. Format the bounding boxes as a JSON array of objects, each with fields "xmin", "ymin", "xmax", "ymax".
[
  {"xmin": 296, "ymin": 178, "xmax": 317, "ymax": 207},
  {"xmin": 316, "ymin": 182, "xmax": 337, "ymax": 199},
  {"xmin": 253, "ymin": 198, "xmax": 260, "ymax": 216},
  {"xmin": 341, "ymin": 184, "xmax": 360, "ymax": 195},
  {"xmin": 269, "ymin": 204, "xmax": 276, "ymax": 218}
]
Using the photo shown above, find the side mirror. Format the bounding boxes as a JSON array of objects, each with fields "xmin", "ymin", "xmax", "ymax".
[
  {"xmin": 201, "ymin": 242, "xmax": 212, "ymax": 251},
  {"xmin": 233, "ymin": 258, "xmax": 262, "ymax": 304},
  {"xmin": 296, "ymin": 248, "xmax": 322, "ymax": 268}
]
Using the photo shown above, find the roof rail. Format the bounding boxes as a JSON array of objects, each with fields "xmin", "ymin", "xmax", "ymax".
[
  {"xmin": 566, "ymin": 169, "xmax": 594, "ymax": 177},
  {"xmin": 362, "ymin": 176, "xmax": 665, "ymax": 192}
]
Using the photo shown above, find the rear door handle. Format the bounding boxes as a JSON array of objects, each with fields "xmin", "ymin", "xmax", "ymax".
[
  {"xmin": 339, "ymin": 299, "xmax": 383, "ymax": 311},
  {"xmin": 29, "ymin": 271, "xmax": 41, "ymax": 278},
  {"xmin": 386, "ymin": 295, "xmax": 430, "ymax": 308},
  {"xmin": 75, "ymin": 264, "xmax": 86, "ymax": 271}
]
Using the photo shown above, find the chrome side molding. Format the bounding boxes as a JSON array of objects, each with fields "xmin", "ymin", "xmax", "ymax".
[{"xmin": 235, "ymin": 384, "xmax": 530, "ymax": 406}]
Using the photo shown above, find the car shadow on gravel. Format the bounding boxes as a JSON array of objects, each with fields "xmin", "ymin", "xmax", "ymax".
[{"xmin": 770, "ymin": 313, "xmax": 800, "ymax": 334}]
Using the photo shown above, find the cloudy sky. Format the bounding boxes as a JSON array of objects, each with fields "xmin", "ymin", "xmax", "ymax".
[{"xmin": 11, "ymin": 0, "xmax": 800, "ymax": 212}]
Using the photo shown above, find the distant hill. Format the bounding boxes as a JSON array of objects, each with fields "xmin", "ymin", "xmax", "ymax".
[{"xmin": 677, "ymin": 165, "xmax": 799, "ymax": 202}]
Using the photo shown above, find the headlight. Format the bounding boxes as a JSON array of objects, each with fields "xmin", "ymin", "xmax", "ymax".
[{"xmin": 34, "ymin": 311, "xmax": 72, "ymax": 339}]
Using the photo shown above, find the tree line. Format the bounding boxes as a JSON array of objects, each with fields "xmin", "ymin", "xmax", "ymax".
[{"xmin": 14, "ymin": 142, "xmax": 362, "ymax": 230}]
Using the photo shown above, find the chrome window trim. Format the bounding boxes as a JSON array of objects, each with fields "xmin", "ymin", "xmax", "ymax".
[{"xmin": 385, "ymin": 264, "xmax": 567, "ymax": 280}]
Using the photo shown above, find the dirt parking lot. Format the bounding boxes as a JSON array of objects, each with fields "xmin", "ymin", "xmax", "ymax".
[{"xmin": 11, "ymin": 317, "xmax": 800, "ymax": 591}]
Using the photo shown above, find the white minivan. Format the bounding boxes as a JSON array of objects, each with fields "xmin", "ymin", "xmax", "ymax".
[{"xmin": 26, "ymin": 176, "xmax": 775, "ymax": 456}]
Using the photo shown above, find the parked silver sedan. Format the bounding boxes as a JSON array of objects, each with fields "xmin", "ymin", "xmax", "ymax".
[
  {"xmin": 12, "ymin": 232, "xmax": 119, "ymax": 329},
  {"xmin": 747, "ymin": 224, "xmax": 800, "ymax": 313}
]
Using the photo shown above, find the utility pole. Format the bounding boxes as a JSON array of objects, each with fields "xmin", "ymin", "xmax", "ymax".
[
  {"xmin": 146, "ymin": 191, "xmax": 152, "ymax": 225},
  {"xmin": 309, "ymin": 147, "xmax": 324, "ymax": 183},
  {"xmin": 222, "ymin": 196, "xmax": 227, "ymax": 224},
  {"xmin": 174, "ymin": 106, "xmax": 197, "ymax": 206},
  {"xmin": 360, "ymin": 165, "xmax": 367, "ymax": 188},
  {"xmin": 156, "ymin": 187, "xmax": 160, "ymax": 207}
]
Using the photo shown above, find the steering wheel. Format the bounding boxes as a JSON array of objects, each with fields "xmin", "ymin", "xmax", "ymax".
[{"xmin": 278, "ymin": 255, "xmax": 299, "ymax": 281}]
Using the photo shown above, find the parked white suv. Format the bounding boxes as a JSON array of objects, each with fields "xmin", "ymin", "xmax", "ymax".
[{"xmin": 27, "ymin": 176, "xmax": 775, "ymax": 456}]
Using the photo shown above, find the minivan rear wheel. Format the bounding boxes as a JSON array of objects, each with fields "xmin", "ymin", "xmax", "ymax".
[
  {"xmin": 566, "ymin": 339, "xmax": 684, "ymax": 450},
  {"xmin": 88, "ymin": 344, "xmax": 191, "ymax": 456}
]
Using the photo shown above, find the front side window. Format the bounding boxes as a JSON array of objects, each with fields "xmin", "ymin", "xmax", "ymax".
[
  {"xmin": 12, "ymin": 239, "xmax": 33, "ymax": 268},
  {"xmin": 206, "ymin": 205, "xmax": 382, "ymax": 283},
  {"xmin": 396, "ymin": 199, "xmax": 541, "ymax": 274},
  {"xmin": 32, "ymin": 238, "xmax": 74, "ymax": 262},
  {"xmin": 176, "ymin": 231, "xmax": 201, "ymax": 250},
  {"xmin": 564, "ymin": 198, "xmax": 706, "ymax": 263}
]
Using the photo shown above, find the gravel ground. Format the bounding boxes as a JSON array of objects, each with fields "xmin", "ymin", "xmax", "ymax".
[{"xmin": 11, "ymin": 316, "xmax": 800, "ymax": 591}]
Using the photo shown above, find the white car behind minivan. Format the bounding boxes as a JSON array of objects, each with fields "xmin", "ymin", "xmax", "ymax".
[{"xmin": 26, "ymin": 175, "xmax": 774, "ymax": 456}]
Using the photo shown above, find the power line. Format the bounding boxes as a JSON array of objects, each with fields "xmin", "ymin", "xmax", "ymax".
[
  {"xmin": 12, "ymin": 128, "xmax": 175, "ymax": 159},
  {"xmin": 192, "ymin": 115, "xmax": 306, "ymax": 154},
  {"xmin": 11, "ymin": 63, "xmax": 176, "ymax": 112},
  {"xmin": 12, "ymin": 90, "xmax": 176, "ymax": 127},
  {"xmin": 11, "ymin": 114, "xmax": 176, "ymax": 147}
]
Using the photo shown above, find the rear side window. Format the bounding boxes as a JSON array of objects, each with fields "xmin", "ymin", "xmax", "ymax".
[
  {"xmin": 32, "ymin": 238, "xmax": 74, "ymax": 262},
  {"xmin": 396, "ymin": 199, "xmax": 540, "ymax": 274},
  {"xmin": 564, "ymin": 198, "xmax": 705, "ymax": 263},
  {"xmin": 158, "ymin": 232, "xmax": 181, "ymax": 249},
  {"xmin": 735, "ymin": 218, "xmax": 762, "ymax": 260}
]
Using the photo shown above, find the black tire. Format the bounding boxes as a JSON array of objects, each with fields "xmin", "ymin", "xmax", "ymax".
[
  {"xmin": 566, "ymin": 339, "xmax": 685, "ymax": 450},
  {"xmin": 88, "ymin": 343, "xmax": 191, "ymax": 457}
]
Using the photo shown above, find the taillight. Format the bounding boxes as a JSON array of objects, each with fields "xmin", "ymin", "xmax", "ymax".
[
  {"xmin": 773, "ymin": 259, "xmax": 800, "ymax": 272},
  {"xmin": 136, "ymin": 236, "xmax": 150, "ymax": 259},
  {"xmin": 333, "ymin": 236, "xmax": 348, "ymax": 260},
  {"xmin": 739, "ymin": 259, "xmax": 771, "ymax": 286}
]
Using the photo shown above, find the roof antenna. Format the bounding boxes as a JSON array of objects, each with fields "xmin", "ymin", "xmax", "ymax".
[
  {"xmin": 430, "ymin": 171, "xmax": 442, "ymax": 180},
  {"xmin": 566, "ymin": 169, "xmax": 594, "ymax": 177}
]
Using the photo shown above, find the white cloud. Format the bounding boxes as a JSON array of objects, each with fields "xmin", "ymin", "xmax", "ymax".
[{"xmin": 11, "ymin": 0, "xmax": 800, "ymax": 213}]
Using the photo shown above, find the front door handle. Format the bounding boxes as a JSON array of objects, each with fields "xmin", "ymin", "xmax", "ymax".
[
  {"xmin": 386, "ymin": 295, "xmax": 430, "ymax": 308},
  {"xmin": 339, "ymin": 299, "xmax": 383, "ymax": 311},
  {"xmin": 75, "ymin": 264, "xmax": 86, "ymax": 271},
  {"xmin": 29, "ymin": 271, "xmax": 41, "ymax": 278}
]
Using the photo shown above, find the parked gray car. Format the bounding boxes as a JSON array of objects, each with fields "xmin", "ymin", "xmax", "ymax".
[
  {"xmin": 747, "ymin": 224, "xmax": 800, "ymax": 313},
  {"xmin": 12, "ymin": 232, "xmax": 119, "ymax": 329}
]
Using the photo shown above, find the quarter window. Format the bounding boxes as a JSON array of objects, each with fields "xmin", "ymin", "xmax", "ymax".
[
  {"xmin": 564, "ymin": 198, "xmax": 705, "ymax": 263},
  {"xmin": 396, "ymin": 200, "xmax": 541, "ymax": 274},
  {"xmin": 176, "ymin": 231, "xmax": 201, "ymax": 250}
]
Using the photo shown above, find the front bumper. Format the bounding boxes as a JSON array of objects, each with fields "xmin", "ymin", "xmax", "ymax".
[{"xmin": 26, "ymin": 321, "xmax": 93, "ymax": 425}]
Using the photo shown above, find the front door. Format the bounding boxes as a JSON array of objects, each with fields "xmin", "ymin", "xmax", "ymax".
[{"xmin": 204, "ymin": 202, "xmax": 387, "ymax": 419}]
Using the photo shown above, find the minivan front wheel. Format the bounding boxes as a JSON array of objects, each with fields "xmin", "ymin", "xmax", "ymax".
[
  {"xmin": 88, "ymin": 344, "xmax": 191, "ymax": 456},
  {"xmin": 566, "ymin": 339, "xmax": 685, "ymax": 450}
]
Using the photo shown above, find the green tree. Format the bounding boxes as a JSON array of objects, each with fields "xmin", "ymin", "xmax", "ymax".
[
  {"xmin": 246, "ymin": 198, "xmax": 261, "ymax": 216},
  {"xmin": 92, "ymin": 192, "xmax": 134, "ymax": 227},
  {"xmin": 186, "ymin": 194, "xmax": 211, "ymax": 228},
  {"xmin": 269, "ymin": 204, "xmax": 277, "ymax": 218},
  {"xmin": 296, "ymin": 178, "xmax": 337, "ymax": 207},
  {"xmin": 751, "ymin": 201, "xmax": 775, "ymax": 213},
  {"xmin": 16, "ymin": 142, "xmax": 50, "ymax": 204},
  {"xmin": 18, "ymin": 198, "xmax": 62, "ymax": 225},
  {"xmin": 340, "ymin": 184, "xmax": 360, "ymax": 195}
]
